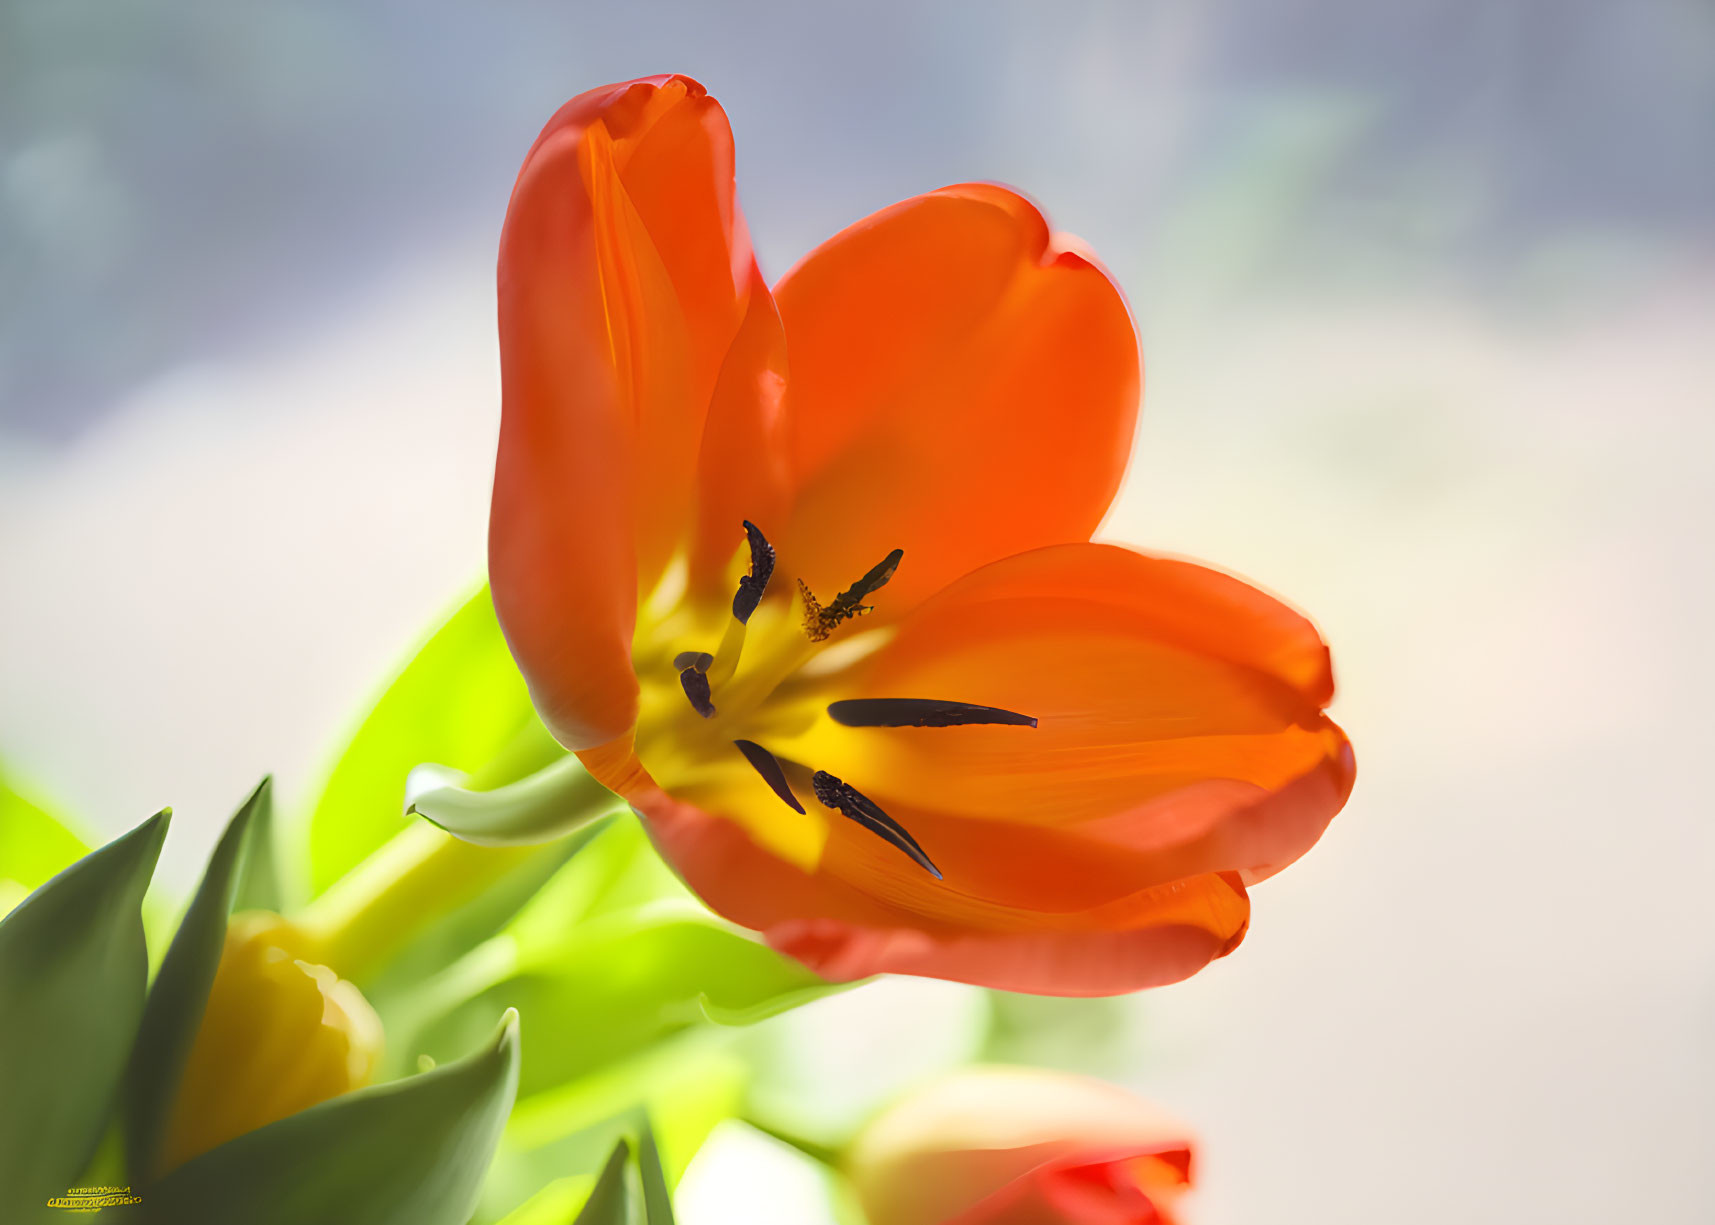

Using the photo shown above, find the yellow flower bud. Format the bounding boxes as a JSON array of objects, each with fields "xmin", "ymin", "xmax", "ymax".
[{"xmin": 157, "ymin": 912, "xmax": 383, "ymax": 1175}]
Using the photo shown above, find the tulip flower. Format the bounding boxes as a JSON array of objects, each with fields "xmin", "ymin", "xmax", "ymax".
[
  {"xmin": 847, "ymin": 1066, "xmax": 1194, "ymax": 1225},
  {"xmin": 489, "ymin": 73, "xmax": 1353, "ymax": 996}
]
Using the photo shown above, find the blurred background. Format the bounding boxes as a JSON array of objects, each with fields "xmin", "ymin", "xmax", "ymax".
[{"xmin": 3, "ymin": 1, "xmax": 1712, "ymax": 1221}]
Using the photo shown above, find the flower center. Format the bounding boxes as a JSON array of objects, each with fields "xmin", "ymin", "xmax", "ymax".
[{"xmin": 632, "ymin": 522, "xmax": 1036, "ymax": 879}]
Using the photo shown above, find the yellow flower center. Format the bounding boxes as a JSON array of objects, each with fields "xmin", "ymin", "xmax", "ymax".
[
  {"xmin": 623, "ymin": 523, "xmax": 1034, "ymax": 878},
  {"xmin": 159, "ymin": 912, "xmax": 383, "ymax": 1175}
]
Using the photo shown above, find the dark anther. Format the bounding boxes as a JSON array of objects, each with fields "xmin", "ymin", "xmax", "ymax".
[
  {"xmin": 800, "ymin": 547, "xmax": 904, "ymax": 642},
  {"xmin": 831, "ymin": 548, "xmax": 903, "ymax": 617},
  {"xmin": 732, "ymin": 520, "xmax": 776, "ymax": 624},
  {"xmin": 679, "ymin": 666, "xmax": 716, "ymax": 718},
  {"xmin": 827, "ymin": 698, "xmax": 1038, "ymax": 728},
  {"xmin": 673, "ymin": 650, "xmax": 714, "ymax": 672},
  {"xmin": 811, "ymin": 770, "xmax": 942, "ymax": 880},
  {"xmin": 733, "ymin": 740, "xmax": 805, "ymax": 813}
]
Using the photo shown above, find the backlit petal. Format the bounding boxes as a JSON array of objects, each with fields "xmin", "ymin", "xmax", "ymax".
[
  {"xmin": 687, "ymin": 286, "xmax": 791, "ymax": 600},
  {"xmin": 773, "ymin": 184, "xmax": 1139, "ymax": 611},
  {"xmin": 637, "ymin": 787, "xmax": 1249, "ymax": 996},
  {"xmin": 783, "ymin": 542, "xmax": 1353, "ymax": 891},
  {"xmin": 492, "ymin": 75, "xmax": 769, "ymax": 747}
]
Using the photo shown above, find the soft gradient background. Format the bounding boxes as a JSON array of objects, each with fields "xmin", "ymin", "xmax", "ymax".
[{"xmin": 3, "ymin": 3, "xmax": 1711, "ymax": 1222}]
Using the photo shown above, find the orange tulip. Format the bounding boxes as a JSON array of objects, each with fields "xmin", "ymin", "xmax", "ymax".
[
  {"xmin": 491, "ymin": 74, "xmax": 1353, "ymax": 995},
  {"xmin": 847, "ymin": 1067, "xmax": 1195, "ymax": 1225}
]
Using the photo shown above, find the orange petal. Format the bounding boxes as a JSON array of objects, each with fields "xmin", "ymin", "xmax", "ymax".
[
  {"xmin": 636, "ymin": 786, "xmax": 1249, "ymax": 996},
  {"xmin": 773, "ymin": 184, "xmax": 1139, "ymax": 611},
  {"xmin": 575, "ymin": 730, "xmax": 654, "ymax": 799},
  {"xmin": 785, "ymin": 542, "xmax": 1353, "ymax": 891},
  {"xmin": 492, "ymin": 75, "xmax": 769, "ymax": 747},
  {"xmin": 687, "ymin": 285, "xmax": 791, "ymax": 599}
]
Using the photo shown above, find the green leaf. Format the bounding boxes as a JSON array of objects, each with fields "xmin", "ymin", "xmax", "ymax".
[
  {"xmin": 481, "ymin": 1039, "xmax": 746, "ymax": 1221},
  {"xmin": 504, "ymin": 816, "xmax": 694, "ymax": 947},
  {"xmin": 408, "ymin": 906, "xmax": 841, "ymax": 1099},
  {"xmin": 124, "ymin": 779, "xmax": 270, "ymax": 1181},
  {"xmin": 0, "ymin": 810, "xmax": 168, "ymax": 1225},
  {"xmin": 232, "ymin": 779, "xmax": 285, "ymax": 913},
  {"xmin": 492, "ymin": 1176, "xmax": 600, "ymax": 1225},
  {"xmin": 365, "ymin": 819, "xmax": 614, "ymax": 1074},
  {"xmin": 635, "ymin": 1124, "xmax": 674, "ymax": 1225},
  {"xmin": 491, "ymin": 1122, "xmax": 672, "ymax": 1225},
  {"xmin": 571, "ymin": 1140, "xmax": 634, "ymax": 1225},
  {"xmin": 142, "ymin": 1008, "xmax": 522, "ymax": 1225},
  {"xmin": 410, "ymin": 756, "xmax": 625, "ymax": 847},
  {"xmin": 0, "ymin": 764, "xmax": 91, "ymax": 899},
  {"xmin": 307, "ymin": 586, "xmax": 551, "ymax": 894}
]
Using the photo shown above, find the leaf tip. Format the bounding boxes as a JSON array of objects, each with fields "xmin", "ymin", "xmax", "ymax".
[
  {"xmin": 495, "ymin": 1006, "xmax": 521, "ymax": 1050},
  {"xmin": 135, "ymin": 807, "xmax": 173, "ymax": 856}
]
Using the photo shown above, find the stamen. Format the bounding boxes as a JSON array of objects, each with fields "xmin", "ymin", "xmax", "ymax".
[
  {"xmin": 732, "ymin": 520, "xmax": 776, "ymax": 624},
  {"xmin": 801, "ymin": 548, "xmax": 904, "ymax": 642},
  {"xmin": 828, "ymin": 698, "xmax": 1037, "ymax": 728},
  {"xmin": 733, "ymin": 740, "xmax": 805, "ymax": 813},
  {"xmin": 679, "ymin": 666, "xmax": 716, "ymax": 718},
  {"xmin": 706, "ymin": 521, "xmax": 772, "ymax": 688},
  {"xmin": 811, "ymin": 770, "xmax": 942, "ymax": 880},
  {"xmin": 704, "ymin": 610, "xmax": 748, "ymax": 688},
  {"xmin": 673, "ymin": 650, "xmax": 714, "ymax": 672}
]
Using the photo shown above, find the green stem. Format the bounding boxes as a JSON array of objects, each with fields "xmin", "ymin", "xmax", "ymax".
[{"xmin": 295, "ymin": 756, "xmax": 619, "ymax": 981}]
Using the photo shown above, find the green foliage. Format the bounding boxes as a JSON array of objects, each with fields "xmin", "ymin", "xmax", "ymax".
[
  {"xmin": 568, "ymin": 1128, "xmax": 674, "ymax": 1225},
  {"xmin": 231, "ymin": 778, "xmax": 285, "ymax": 913},
  {"xmin": 409, "ymin": 904, "xmax": 843, "ymax": 1100},
  {"xmin": 123, "ymin": 779, "xmax": 271, "ymax": 1181},
  {"xmin": 635, "ymin": 1126, "xmax": 674, "ymax": 1225},
  {"xmin": 571, "ymin": 1140, "xmax": 634, "ymax": 1225},
  {"xmin": 307, "ymin": 586, "xmax": 549, "ymax": 894},
  {"xmin": 0, "ymin": 764, "xmax": 91, "ymax": 903},
  {"xmin": 504, "ymin": 1125, "xmax": 675, "ymax": 1225},
  {"xmin": 375, "ymin": 812, "xmax": 836, "ymax": 1220},
  {"xmin": 504, "ymin": 816, "xmax": 693, "ymax": 941},
  {"xmin": 361, "ymin": 819, "xmax": 612, "ymax": 1032},
  {"xmin": 141, "ymin": 1009, "xmax": 522, "ymax": 1225},
  {"xmin": 0, "ymin": 811, "xmax": 168, "ymax": 1225},
  {"xmin": 493, "ymin": 1176, "xmax": 599, "ymax": 1225},
  {"xmin": 483, "ymin": 1039, "xmax": 746, "ymax": 1221}
]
